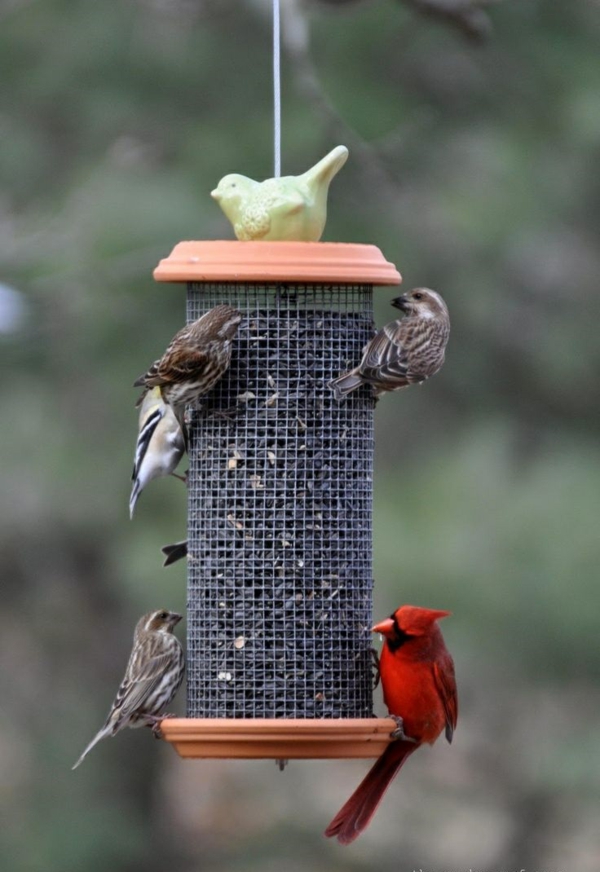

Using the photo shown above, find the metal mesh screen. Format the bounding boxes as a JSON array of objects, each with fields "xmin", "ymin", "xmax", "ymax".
[{"xmin": 186, "ymin": 282, "xmax": 375, "ymax": 718}]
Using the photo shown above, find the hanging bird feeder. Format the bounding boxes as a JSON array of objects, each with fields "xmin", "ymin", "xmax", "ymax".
[
  {"xmin": 150, "ymin": 3, "xmax": 402, "ymax": 761},
  {"xmin": 155, "ymin": 239, "xmax": 401, "ymax": 760}
]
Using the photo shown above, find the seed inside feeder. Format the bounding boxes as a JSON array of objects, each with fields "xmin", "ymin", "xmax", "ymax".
[{"xmin": 186, "ymin": 284, "xmax": 375, "ymax": 719}]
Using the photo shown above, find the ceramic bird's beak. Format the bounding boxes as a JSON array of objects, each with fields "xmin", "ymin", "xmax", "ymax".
[
  {"xmin": 391, "ymin": 294, "xmax": 409, "ymax": 312},
  {"xmin": 371, "ymin": 617, "xmax": 395, "ymax": 636},
  {"xmin": 211, "ymin": 189, "xmax": 220, "ymax": 201}
]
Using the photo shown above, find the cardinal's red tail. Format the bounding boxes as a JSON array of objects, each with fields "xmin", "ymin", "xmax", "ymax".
[{"xmin": 324, "ymin": 740, "xmax": 417, "ymax": 845}]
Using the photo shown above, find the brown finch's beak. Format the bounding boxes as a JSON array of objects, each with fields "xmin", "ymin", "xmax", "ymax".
[
  {"xmin": 371, "ymin": 617, "xmax": 395, "ymax": 636},
  {"xmin": 170, "ymin": 612, "xmax": 183, "ymax": 625},
  {"xmin": 391, "ymin": 294, "xmax": 409, "ymax": 312}
]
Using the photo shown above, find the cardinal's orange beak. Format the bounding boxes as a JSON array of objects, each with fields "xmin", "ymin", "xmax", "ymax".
[{"xmin": 371, "ymin": 617, "xmax": 395, "ymax": 636}]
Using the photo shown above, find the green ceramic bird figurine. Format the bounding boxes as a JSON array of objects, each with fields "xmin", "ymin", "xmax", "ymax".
[{"xmin": 211, "ymin": 145, "xmax": 349, "ymax": 242}]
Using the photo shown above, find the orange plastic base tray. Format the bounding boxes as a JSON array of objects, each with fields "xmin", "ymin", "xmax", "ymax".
[{"xmin": 160, "ymin": 717, "xmax": 397, "ymax": 759}]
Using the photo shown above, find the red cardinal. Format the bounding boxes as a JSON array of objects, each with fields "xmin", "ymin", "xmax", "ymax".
[{"xmin": 324, "ymin": 605, "xmax": 457, "ymax": 845}]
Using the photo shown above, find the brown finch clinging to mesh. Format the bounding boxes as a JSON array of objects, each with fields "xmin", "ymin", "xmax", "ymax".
[
  {"xmin": 133, "ymin": 304, "xmax": 242, "ymax": 440},
  {"xmin": 72, "ymin": 609, "xmax": 185, "ymax": 769},
  {"xmin": 329, "ymin": 288, "xmax": 450, "ymax": 400}
]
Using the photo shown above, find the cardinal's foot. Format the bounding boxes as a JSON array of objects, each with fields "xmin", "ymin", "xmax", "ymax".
[{"xmin": 389, "ymin": 715, "xmax": 417, "ymax": 743}]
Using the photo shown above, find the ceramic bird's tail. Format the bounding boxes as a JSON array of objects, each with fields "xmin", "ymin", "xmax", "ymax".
[{"xmin": 301, "ymin": 145, "xmax": 349, "ymax": 192}]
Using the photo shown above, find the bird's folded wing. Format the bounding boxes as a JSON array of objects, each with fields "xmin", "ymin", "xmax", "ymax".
[
  {"xmin": 132, "ymin": 406, "xmax": 164, "ymax": 481},
  {"xmin": 360, "ymin": 323, "xmax": 410, "ymax": 384},
  {"xmin": 115, "ymin": 650, "xmax": 176, "ymax": 723},
  {"xmin": 276, "ymin": 186, "xmax": 304, "ymax": 212},
  {"xmin": 156, "ymin": 349, "xmax": 210, "ymax": 384},
  {"xmin": 432, "ymin": 657, "xmax": 458, "ymax": 743},
  {"xmin": 133, "ymin": 361, "xmax": 160, "ymax": 387}
]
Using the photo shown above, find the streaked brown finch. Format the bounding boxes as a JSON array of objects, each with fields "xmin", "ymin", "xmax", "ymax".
[
  {"xmin": 329, "ymin": 288, "xmax": 450, "ymax": 399},
  {"xmin": 133, "ymin": 304, "xmax": 242, "ymax": 438},
  {"xmin": 72, "ymin": 609, "xmax": 185, "ymax": 769}
]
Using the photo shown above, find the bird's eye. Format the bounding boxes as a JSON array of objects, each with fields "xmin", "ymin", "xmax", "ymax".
[
  {"xmin": 158, "ymin": 611, "xmax": 168, "ymax": 620},
  {"xmin": 413, "ymin": 292, "xmax": 423, "ymax": 301}
]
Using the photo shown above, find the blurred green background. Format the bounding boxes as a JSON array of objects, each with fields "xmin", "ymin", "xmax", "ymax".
[{"xmin": 2, "ymin": 0, "xmax": 599, "ymax": 870}]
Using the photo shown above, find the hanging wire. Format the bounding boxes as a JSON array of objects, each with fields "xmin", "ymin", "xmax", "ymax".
[{"xmin": 273, "ymin": 0, "xmax": 281, "ymax": 177}]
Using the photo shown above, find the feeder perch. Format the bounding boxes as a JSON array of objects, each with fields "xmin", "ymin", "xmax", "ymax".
[{"xmin": 154, "ymin": 240, "xmax": 401, "ymax": 760}]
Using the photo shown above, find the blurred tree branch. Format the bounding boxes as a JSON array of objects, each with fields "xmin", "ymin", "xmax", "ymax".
[
  {"xmin": 312, "ymin": 0, "xmax": 497, "ymax": 43},
  {"xmin": 284, "ymin": 0, "xmax": 408, "ymax": 194},
  {"xmin": 285, "ymin": 0, "xmax": 498, "ymax": 194},
  {"xmin": 400, "ymin": 0, "xmax": 495, "ymax": 42}
]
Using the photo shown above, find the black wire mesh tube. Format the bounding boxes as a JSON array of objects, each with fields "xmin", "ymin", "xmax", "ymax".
[{"xmin": 186, "ymin": 282, "xmax": 375, "ymax": 718}]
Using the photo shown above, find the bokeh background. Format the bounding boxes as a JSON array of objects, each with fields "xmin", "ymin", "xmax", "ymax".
[{"xmin": 2, "ymin": 0, "xmax": 599, "ymax": 870}]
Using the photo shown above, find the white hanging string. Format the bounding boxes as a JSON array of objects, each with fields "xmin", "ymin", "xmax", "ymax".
[{"xmin": 273, "ymin": 0, "xmax": 281, "ymax": 177}]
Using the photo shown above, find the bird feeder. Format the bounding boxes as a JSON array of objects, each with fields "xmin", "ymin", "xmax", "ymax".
[{"xmin": 155, "ymin": 240, "xmax": 401, "ymax": 760}]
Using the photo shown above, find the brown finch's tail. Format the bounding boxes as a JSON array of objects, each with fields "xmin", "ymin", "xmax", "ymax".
[
  {"xmin": 324, "ymin": 740, "xmax": 417, "ymax": 844},
  {"xmin": 161, "ymin": 540, "xmax": 188, "ymax": 567},
  {"xmin": 328, "ymin": 371, "xmax": 363, "ymax": 400},
  {"xmin": 72, "ymin": 723, "xmax": 114, "ymax": 770}
]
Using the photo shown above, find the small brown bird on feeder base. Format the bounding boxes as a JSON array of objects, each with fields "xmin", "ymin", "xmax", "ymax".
[
  {"xmin": 72, "ymin": 609, "xmax": 185, "ymax": 769},
  {"xmin": 329, "ymin": 288, "xmax": 450, "ymax": 400}
]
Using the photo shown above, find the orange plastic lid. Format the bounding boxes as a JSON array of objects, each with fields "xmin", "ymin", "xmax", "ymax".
[{"xmin": 153, "ymin": 240, "xmax": 401, "ymax": 286}]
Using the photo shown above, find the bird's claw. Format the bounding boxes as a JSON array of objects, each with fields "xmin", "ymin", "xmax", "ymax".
[
  {"xmin": 389, "ymin": 715, "xmax": 417, "ymax": 743},
  {"xmin": 150, "ymin": 713, "xmax": 176, "ymax": 739},
  {"xmin": 209, "ymin": 406, "xmax": 240, "ymax": 420},
  {"xmin": 275, "ymin": 758, "xmax": 288, "ymax": 771}
]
